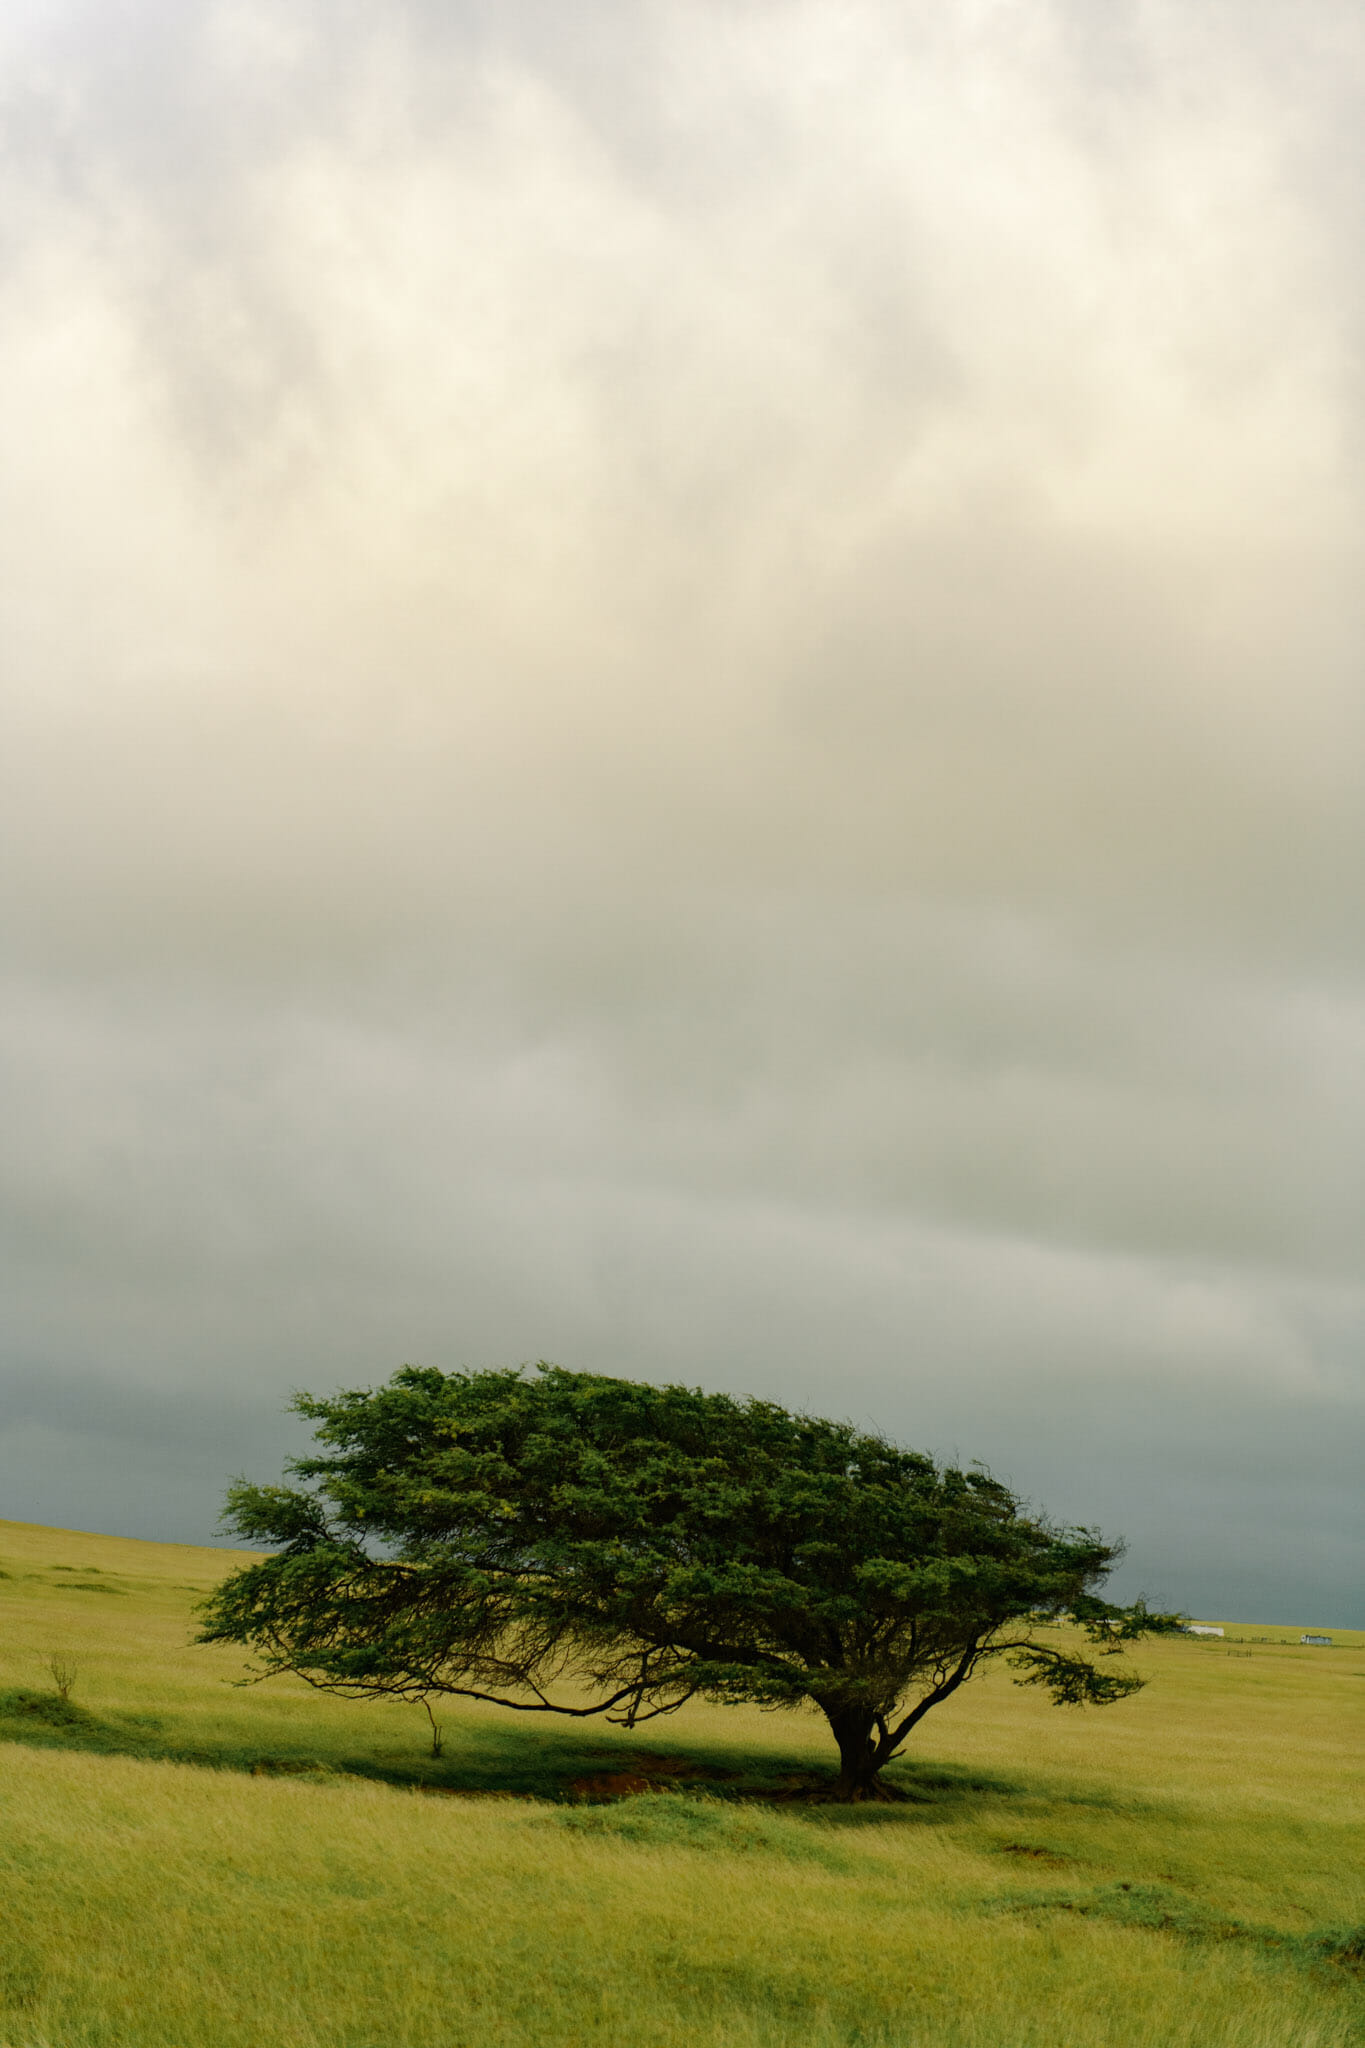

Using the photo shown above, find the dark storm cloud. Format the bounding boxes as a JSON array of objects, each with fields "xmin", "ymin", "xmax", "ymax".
[{"xmin": 0, "ymin": 0, "xmax": 1361, "ymax": 1618}]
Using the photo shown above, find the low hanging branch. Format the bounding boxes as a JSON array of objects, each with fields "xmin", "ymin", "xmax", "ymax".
[{"xmin": 199, "ymin": 1364, "xmax": 1183, "ymax": 1799}]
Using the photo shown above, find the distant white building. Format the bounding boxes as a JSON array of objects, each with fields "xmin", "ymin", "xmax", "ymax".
[
  {"xmin": 1301, "ymin": 1634, "xmax": 1332, "ymax": 1647},
  {"xmin": 1184, "ymin": 1625, "xmax": 1224, "ymax": 1638}
]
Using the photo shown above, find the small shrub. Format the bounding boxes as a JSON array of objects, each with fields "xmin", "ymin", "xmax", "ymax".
[
  {"xmin": 423, "ymin": 1699, "xmax": 444, "ymax": 1759},
  {"xmin": 47, "ymin": 1655, "xmax": 77, "ymax": 1703}
]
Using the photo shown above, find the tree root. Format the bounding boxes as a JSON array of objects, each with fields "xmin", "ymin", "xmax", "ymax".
[{"xmin": 813, "ymin": 1777, "xmax": 911, "ymax": 1804}]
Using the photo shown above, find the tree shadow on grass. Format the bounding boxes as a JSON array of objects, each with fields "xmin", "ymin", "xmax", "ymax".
[
  {"xmin": 0, "ymin": 1686, "xmax": 756, "ymax": 1794},
  {"xmin": 810, "ymin": 1757, "xmax": 1025, "ymax": 1826},
  {"xmin": 0, "ymin": 1686, "xmax": 1033, "ymax": 1818},
  {"xmin": 0, "ymin": 1690, "xmax": 166, "ymax": 1756}
]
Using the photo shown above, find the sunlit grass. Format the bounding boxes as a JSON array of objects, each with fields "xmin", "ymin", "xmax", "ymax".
[{"xmin": 0, "ymin": 1517, "xmax": 1361, "ymax": 2046}]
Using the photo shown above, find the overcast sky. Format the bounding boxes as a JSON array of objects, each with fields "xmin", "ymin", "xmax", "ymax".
[{"xmin": 2, "ymin": 0, "xmax": 1361, "ymax": 1625}]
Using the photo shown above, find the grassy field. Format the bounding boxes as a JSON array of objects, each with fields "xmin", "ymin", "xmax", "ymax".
[{"xmin": 0, "ymin": 1517, "xmax": 1361, "ymax": 2047}]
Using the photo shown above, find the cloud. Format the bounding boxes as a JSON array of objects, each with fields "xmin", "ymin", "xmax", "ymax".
[{"xmin": 1, "ymin": 0, "xmax": 1361, "ymax": 1620}]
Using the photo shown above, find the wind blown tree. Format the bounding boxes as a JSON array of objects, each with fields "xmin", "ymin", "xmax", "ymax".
[{"xmin": 200, "ymin": 1365, "xmax": 1180, "ymax": 1799}]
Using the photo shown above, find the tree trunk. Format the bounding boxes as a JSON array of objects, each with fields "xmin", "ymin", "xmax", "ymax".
[{"xmin": 825, "ymin": 1706, "xmax": 890, "ymax": 1801}]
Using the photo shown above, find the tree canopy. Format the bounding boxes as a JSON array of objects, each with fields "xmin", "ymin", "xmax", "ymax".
[{"xmin": 199, "ymin": 1364, "xmax": 1181, "ymax": 1798}]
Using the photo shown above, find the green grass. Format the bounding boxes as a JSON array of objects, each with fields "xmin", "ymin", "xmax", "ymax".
[{"xmin": 0, "ymin": 1517, "xmax": 1361, "ymax": 2047}]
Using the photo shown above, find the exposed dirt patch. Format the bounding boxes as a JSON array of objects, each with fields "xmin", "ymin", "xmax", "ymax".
[
  {"xmin": 624, "ymin": 1753, "xmax": 720, "ymax": 1778},
  {"xmin": 998, "ymin": 1842, "xmax": 1071, "ymax": 1865},
  {"xmin": 568, "ymin": 1753, "xmax": 738, "ymax": 1800}
]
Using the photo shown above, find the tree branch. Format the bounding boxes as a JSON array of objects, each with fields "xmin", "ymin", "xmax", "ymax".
[{"xmin": 876, "ymin": 1640, "xmax": 982, "ymax": 1763}]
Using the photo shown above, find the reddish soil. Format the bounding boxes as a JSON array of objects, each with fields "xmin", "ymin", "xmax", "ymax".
[{"xmin": 567, "ymin": 1752, "xmax": 735, "ymax": 1800}]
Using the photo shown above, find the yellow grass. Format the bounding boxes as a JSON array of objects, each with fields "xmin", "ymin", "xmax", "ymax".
[{"xmin": 1, "ymin": 1517, "xmax": 1361, "ymax": 2047}]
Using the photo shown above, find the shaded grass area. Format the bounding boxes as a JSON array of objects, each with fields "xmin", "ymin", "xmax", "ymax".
[
  {"xmin": 553, "ymin": 1790, "xmax": 859, "ymax": 1868},
  {"xmin": 0, "ymin": 1674, "xmax": 1020, "ymax": 1809},
  {"xmin": 1000, "ymin": 1877, "xmax": 1365, "ymax": 1972}
]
